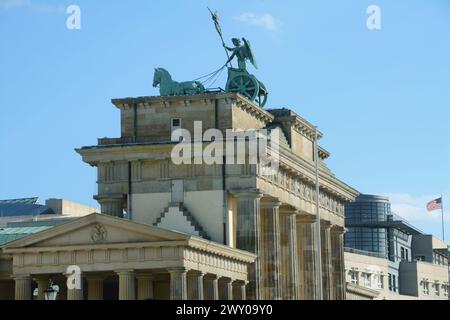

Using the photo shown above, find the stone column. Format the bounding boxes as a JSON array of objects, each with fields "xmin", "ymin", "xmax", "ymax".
[
  {"xmin": 168, "ymin": 268, "xmax": 187, "ymax": 300},
  {"xmin": 13, "ymin": 274, "xmax": 32, "ymax": 300},
  {"xmin": 321, "ymin": 221, "xmax": 333, "ymax": 300},
  {"xmin": 260, "ymin": 197, "xmax": 282, "ymax": 300},
  {"xmin": 331, "ymin": 226, "xmax": 346, "ymax": 300},
  {"xmin": 136, "ymin": 273, "xmax": 154, "ymax": 300},
  {"xmin": 116, "ymin": 270, "xmax": 135, "ymax": 300},
  {"xmin": 34, "ymin": 276, "xmax": 49, "ymax": 300},
  {"xmin": 187, "ymin": 271, "xmax": 204, "ymax": 300},
  {"xmin": 204, "ymin": 274, "xmax": 219, "ymax": 300},
  {"xmin": 67, "ymin": 284, "xmax": 83, "ymax": 300},
  {"xmin": 219, "ymin": 277, "xmax": 233, "ymax": 300},
  {"xmin": 232, "ymin": 280, "xmax": 247, "ymax": 300},
  {"xmin": 97, "ymin": 195, "xmax": 124, "ymax": 218},
  {"xmin": 232, "ymin": 189, "xmax": 263, "ymax": 300},
  {"xmin": 297, "ymin": 214, "xmax": 319, "ymax": 300},
  {"xmin": 65, "ymin": 271, "xmax": 83, "ymax": 300},
  {"xmin": 86, "ymin": 275, "xmax": 104, "ymax": 300},
  {"xmin": 279, "ymin": 208, "xmax": 299, "ymax": 300}
]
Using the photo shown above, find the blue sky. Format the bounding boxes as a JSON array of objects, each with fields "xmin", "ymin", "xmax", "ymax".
[{"xmin": 1, "ymin": 0, "xmax": 449, "ymax": 239}]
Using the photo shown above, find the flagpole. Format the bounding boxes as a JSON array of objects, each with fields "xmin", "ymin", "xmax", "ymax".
[
  {"xmin": 441, "ymin": 195, "xmax": 445, "ymax": 241},
  {"xmin": 314, "ymin": 127, "xmax": 323, "ymax": 300}
]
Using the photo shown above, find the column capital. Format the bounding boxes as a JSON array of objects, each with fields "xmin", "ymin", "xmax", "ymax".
[
  {"xmin": 260, "ymin": 197, "xmax": 282, "ymax": 209},
  {"xmin": 167, "ymin": 267, "xmax": 188, "ymax": 274},
  {"xmin": 95, "ymin": 194, "xmax": 124, "ymax": 203},
  {"xmin": 279, "ymin": 206, "xmax": 299, "ymax": 216},
  {"xmin": 230, "ymin": 188, "xmax": 263, "ymax": 200},
  {"xmin": 11, "ymin": 274, "xmax": 31, "ymax": 280},
  {"xmin": 219, "ymin": 276, "xmax": 233, "ymax": 283},
  {"xmin": 115, "ymin": 269, "xmax": 135, "ymax": 276},
  {"xmin": 320, "ymin": 220, "xmax": 332, "ymax": 228},
  {"xmin": 330, "ymin": 225, "xmax": 346, "ymax": 234},
  {"xmin": 187, "ymin": 270, "xmax": 205, "ymax": 278},
  {"xmin": 296, "ymin": 213, "xmax": 316, "ymax": 224},
  {"xmin": 232, "ymin": 279, "xmax": 248, "ymax": 285},
  {"xmin": 204, "ymin": 273, "xmax": 218, "ymax": 280}
]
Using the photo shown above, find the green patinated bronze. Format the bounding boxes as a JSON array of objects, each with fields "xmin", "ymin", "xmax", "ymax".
[
  {"xmin": 153, "ymin": 68, "xmax": 205, "ymax": 96},
  {"xmin": 212, "ymin": 8, "xmax": 268, "ymax": 108},
  {"xmin": 224, "ymin": 38, "xmax": 257, "ymax": 71},
  {"xmin": 152, "ymin": 9, "xmax": 268, "ymax": 108},
  {"xmin": 223, "ymin": 37, "xmax": 267, "ymax": 107}
]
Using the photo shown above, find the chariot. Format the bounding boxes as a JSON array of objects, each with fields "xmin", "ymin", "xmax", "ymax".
[{"xmin": 225, "ymin": 67, "xmax": 268, "ymax": 107}]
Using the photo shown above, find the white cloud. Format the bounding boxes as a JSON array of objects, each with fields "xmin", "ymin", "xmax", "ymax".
[
  {"xmin": 0, "ymin": 0, "xmax": 30, "ymax": 9},
  {"xmin": 381, "ymin": 192, "xmax": 449, "ymax": 223},
  {"xmin": 0, "ymin": 0, "xmax": 65, "ymax": 13},
  {"xmin": 234, "ymin": 12, "xmax": 280, "ymax": 32}
]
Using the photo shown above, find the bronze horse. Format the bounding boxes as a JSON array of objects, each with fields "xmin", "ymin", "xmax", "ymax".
[{"xmin": 153, "ymin": 68, "xmax": 205, "ymax": 96}]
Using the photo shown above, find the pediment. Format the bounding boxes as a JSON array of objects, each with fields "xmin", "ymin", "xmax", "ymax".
[{"xmin": 2, "ymin": 213, "xmax": 190, "ymax": 249}]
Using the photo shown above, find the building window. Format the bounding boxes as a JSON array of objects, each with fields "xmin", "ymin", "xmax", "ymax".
[
  {"xmin": 400, "ymin": 247, "xmax": 405, "ymax": 260},
  {"xmin": 422, "ymin": 281, "xmax": 429, "ymax": 296},
  {"xmin": 171, "ymin": 118, "xmax": 181, "ymax": 132},
  {"xmin": 434, "ymin": 283, "xmax": 440, "ymax": 296},
  {"xmin": 363, "ymin": 272, "xmax": 371, "ymax": 288},
  {"xmin": 391, "ymin": 275, "xmax": 397, "ymax": 293},
  {"xmin": 375, "ymin": 273, "xmax": 383, "ymax": 289},
  {"xmin": 444, "ymin": 285, "xmax": 449, "ymax": 298},
  {"xmin": 349, "ymin": 270, "xmax": 358, "ymax": 284},
  {"xmin": 405, "ymin": 248, "xmax": 409, "ymax": 261},
  {"xmin": 388, "ymin": 274, "xmax": 392, "ymax": 291}
]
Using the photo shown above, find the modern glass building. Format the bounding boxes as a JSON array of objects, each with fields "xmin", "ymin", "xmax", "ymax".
[
  {"xmin": 345, "ymin": 194, "xmax": 390, "ymax": 258},
  {"xmin": 344, "ymin": 194, "xmax": 423, "ymax": 294}
]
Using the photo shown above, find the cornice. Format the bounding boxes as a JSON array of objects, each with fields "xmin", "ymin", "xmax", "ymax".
[
  {"xmin": 273, "ymin": 144, "xmax": 360, "ymax": 202},
  {"xmin": 267, "ymin": 109, "xmax": 323, "ymax": 140},
  {"xmin": 233, "ymin": 95, "xmax": 274, "ymax": 124}
]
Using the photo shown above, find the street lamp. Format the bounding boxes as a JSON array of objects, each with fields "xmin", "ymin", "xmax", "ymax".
[{"xmin": 44, "ymin": 279, "xmax": 58, "ymax": 301}]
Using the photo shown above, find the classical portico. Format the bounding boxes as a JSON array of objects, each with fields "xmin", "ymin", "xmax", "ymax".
[{"xmin": 0, "ymin": 214, "xmax": 255, "ymax": 300}]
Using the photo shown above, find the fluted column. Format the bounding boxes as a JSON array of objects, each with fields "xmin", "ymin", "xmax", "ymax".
[
  {"xmin": 136, "ymin": 273, "xmax": 154, "ymax": 300},
  {"xmin": 34, "ymin": 276, "xmax": 49, "ymax": 300},
  {"xmin": 232, "ymin": 280, "xmax": 247, "ymax": 300},
  {"xmin": 13, "ymin": 274, "xmax": 32, "ymax": 300},
  {"xmin": 219, "ymin": 277, "xmax": 233, "ymax": 300},
  {"xmin": 260, "ymin": 197, "xmax": 282, "ymax": 300},
  {"xmin": 66, "ymin": 271, "xmax": 83, "ymax": 300},
  {"xmin": 321, "ymin": 222, "xmax": 333, "ymax": 300},
  {"xmin": 97, "ymin": 195, "xmax": 124, "ymax": 218},
  {"xmin": 116, "ymin": 270, "xmax": 135, "ymax": 300},
  {"xmin": 232, "ymin": 189, "xmax": 263, "ymax": 300},
  {"xmin": 187, "ymin": 271, "xmax": 204, "ymax": 300},
  {"xmin": 331, "ymin": 226, "xmax": 346, "ymax": 300},
  {"xmin": 168, "ymin": 268, "xmax": 187, "ymax": 300},
  {"xmin": 87, "ymin": 275, "xmax": 104, "ymax": 300},
  {"xmin": 204, "ymin": 274, "xmax": 219, "ymax": 300},
  {"xmin": 280, "ymin": 208, "xmax": 299, "ymax": 300},
  {"xmin": 297, "ymin": 214, "xmax": 319, "ymax": 300}
]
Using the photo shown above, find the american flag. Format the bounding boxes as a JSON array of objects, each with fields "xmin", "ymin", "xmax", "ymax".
[{"xmin": 426, "ymin": 197, "xmax": 442, "ymax": 212}]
